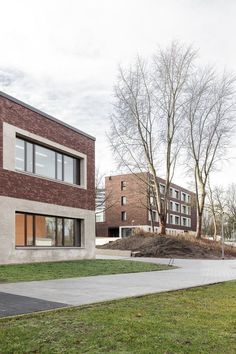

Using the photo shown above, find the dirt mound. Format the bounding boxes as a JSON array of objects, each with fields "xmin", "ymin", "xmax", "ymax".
[{"xmin": 99, "ymin": 233, "xmax": 236, "ymax": 259}]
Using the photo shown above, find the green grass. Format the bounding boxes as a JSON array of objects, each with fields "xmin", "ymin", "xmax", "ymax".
[
  {"xmin": 0, "ymin": 281, "xmax": 235, "ymax": 353},
  {"xmin": 0, "ymin": 259, "xmax": 170, "ymax": 283}
]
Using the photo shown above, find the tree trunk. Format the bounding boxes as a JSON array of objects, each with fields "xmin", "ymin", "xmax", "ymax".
[
  {"xmin": 212, "ymin": 213, "xmax": 217, "ymax": 240},
  {"xmin": 196, "ymin": 212, "xmax": 202, "ymax": 239},
  {"xmin": 150, "ymin": 211, "xmax": 154, "ymax": 232},
  {"xmin": 159, "ymin": 216, "xmax": 166, "ymax": 235},
  {"xmin": 195, "ymin": 177, "xmax": 206, "ymax": 239}
]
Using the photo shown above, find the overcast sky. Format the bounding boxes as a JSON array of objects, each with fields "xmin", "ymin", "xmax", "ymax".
[{"xmin": 1, "ymin": 0, "xmax": 236, "ymax": 188}]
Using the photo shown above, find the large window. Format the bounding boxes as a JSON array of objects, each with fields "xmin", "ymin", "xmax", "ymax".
[
  {"xmin": 15, "ymin": 137, "xmax": 81, "ymax": 185},
  {"xmin": 15, "ymin": 212, "xmax": 81, "ymax": 247}
]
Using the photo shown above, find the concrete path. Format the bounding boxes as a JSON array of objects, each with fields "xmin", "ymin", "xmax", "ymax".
[{"xmin": 0, "ymin": 257, "xmax": 235, "ymax": 314}]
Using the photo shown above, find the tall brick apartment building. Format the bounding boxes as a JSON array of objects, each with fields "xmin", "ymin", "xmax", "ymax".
[
  {"xmin": 0, "ymin": 91, "xmax": 95, "ymax": 264},
  {"xmin": 96, "ymin": 173, "xmax": 196, "ymax": 238}
]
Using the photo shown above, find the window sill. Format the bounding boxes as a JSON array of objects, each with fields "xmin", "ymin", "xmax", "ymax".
[
  {"xmin": 14, "ymin": 169, "xmax": 86, "ymax": 189},
  {"xmin": 15, "ymin": 246, "xmax": 85, "ymax": 250}
]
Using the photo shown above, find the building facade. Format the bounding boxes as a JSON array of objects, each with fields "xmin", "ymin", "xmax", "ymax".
[
  {"xmin": 96, "ymin": 173, "xmax": 196, "ymax": 238},
  {"xmin": 0, "ymin": 91, "xmax": 95, "ymax": 264}
]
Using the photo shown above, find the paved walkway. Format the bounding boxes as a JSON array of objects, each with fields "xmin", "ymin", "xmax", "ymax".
[{"xmin": 0, "ymin": 257, "xmax": 235, "ymax": 316}]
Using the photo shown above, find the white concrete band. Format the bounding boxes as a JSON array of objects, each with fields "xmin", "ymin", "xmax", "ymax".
[{"xmin": 0, "ymin": 196, "xmax": 95, "ymax": 264}]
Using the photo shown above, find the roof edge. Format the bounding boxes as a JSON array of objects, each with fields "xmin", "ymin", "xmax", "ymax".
[
  {"xmin": 106, "ymin": 172, "xmax": 195, "ymax": 195},
  {"xmin": 0, "ymin": 91, "xmax": 96, "ymax": 141}
]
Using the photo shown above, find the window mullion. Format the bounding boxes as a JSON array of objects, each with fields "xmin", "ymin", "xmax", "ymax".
[
  {"xmin": 77, "ymin": 159, "xmax": 80, "ymax": 185},
  {"xmin": 24, "ymin": 140, "xmax": 27, "ymax": 171},
  {"xmin": 73, "ymin": 158, "xmax": 76, "ymax": 184},
  {"xmin": 62, "ymin": 218, "xmax": 65, "ymax": 246},
  {"xmin": 24, "ymin": 214, "xmax": 27, "ymax": 246},
  {"xmin": 62, "ymin": 155, "xmax": 64, "ymax": 181},
  {"xmin": 32, "ymin": 144, "xmax": 35, "ymax": 174},
  {"xmin": 73, "ymin": 220, "xmax": 76, "ymax": 246},
  {"xmin": 55, "ymin": 152, "xmax": 58, "ymax": 179},
  {"xmin": 55, "ymin": 217, "xmax": 58, "ymax": 247},
  {"xmin": 33, "ymin": 214, "xmax": 36, "ymax": 246}
]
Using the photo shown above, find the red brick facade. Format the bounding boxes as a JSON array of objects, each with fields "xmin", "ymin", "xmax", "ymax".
[
  {"xmin": 0, "ymin": 93, "xmax": 95, "ymax": 210},
  {"xmin": 105, "ymin": 173, "xmax": 149, "ymax": 227},
  {"xmin": 96, "ymin": 173, "xmax": 197, "ymax": 237}
]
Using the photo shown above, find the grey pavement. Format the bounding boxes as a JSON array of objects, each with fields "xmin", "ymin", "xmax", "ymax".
[{"xmin": 0, "ymin": 256, "xmax": 235, "ymax": 311}]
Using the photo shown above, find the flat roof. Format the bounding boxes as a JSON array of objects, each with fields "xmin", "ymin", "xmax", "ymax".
[
  {"xmin": 106, "ymin": 172, "xmax": 195, "ymax": 195},
  {"xmin": 0, "ymin": 91, "xmax": 96, "ymax": 141}
]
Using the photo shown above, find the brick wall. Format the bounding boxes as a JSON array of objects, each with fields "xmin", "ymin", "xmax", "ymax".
[
  {"xmin": 105, "ymin": 173, "xmax": 150, "ymax": 226},
  {"xmin": 0, "ymin": 95, "xmax": 95, "ymax": 210},
  {"xmin": 96, "ymin": 173, "xmax": 197, "ymax": 236},
  {"xmin": 96, "ymin": 173, "xmax": 159, "ymax": 237},
  {"xmin": 157, "ymin": 177, "xmax": 197, "ymax": 231}
]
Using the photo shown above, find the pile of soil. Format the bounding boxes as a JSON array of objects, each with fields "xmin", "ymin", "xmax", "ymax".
[{"xmin": 99, "ymin": 233, "xmax": 236, "ymax": 259}]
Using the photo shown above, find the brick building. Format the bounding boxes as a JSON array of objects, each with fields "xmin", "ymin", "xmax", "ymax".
[
  {"xmin": 96, "ymin": 173, "xmax": 197, "ymax": 238},
  {"xmin": 0, "ymin": 91, "xmax": 95, "ymax": 264}
]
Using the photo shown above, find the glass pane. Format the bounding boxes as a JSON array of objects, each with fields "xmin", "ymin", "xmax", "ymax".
[
  {"xmin": 26, "ymin": 215, "xmax": 33, "ymax": 246},
  {"xmin": 26, "ymin": 142, "xmax": 33, "ymax": 173},
  {"xmin": 15, "ymin": 138, "xmax": 25, "ymax": 171},
  {"xmin": 57, "ymin": 218, "xmax": 63, "ymax": 246},
  {"xmin": 15, "ymin": 213, "xmax": 25, "ymax": 246},
  {"xmin": 35, "ymin": 215, "xmax": 56, "ymax": 246},
  {"xmin": 64, "ymin": 219, "xmax": 74, "ymax": 246},
  {"xmin": 57, "ymin": 153, "xmax": 63, "ymax": 180},
  {"xmin": 64, "ymin": 156, "xmax": 74, "ymax": 184},
  {"xmin": 35, "ymin": 145, "xmax": 55, "ymax": 179}
]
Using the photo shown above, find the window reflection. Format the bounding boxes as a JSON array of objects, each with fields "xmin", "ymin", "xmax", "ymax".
[
  {"xmin": 26, "ymin": 142, "xmax": 33, "ymax": 173},
  {"xmin": 15, "ymin": 138, "xmax": 25, "ymax": 171},
  {"xmin": 35, "ymin": 216, "xmax": 56, "ymax": 246},
  {"xmin": 15, "ymin": 138, "xmax": 80, "ymax": 185},
  {"xmin": 64, "ymin": 219, "xmax": 74, "ymax": 246},
  {"xmin": 64, "ymin": 156, "xmax": 74, "ymax": 184},
  {"xmin": 35, "ymin": 146, "xmax": 56, "ymax": 179},
  {"xmin": 15, "ymin": 213, "xmax": 25, "ymax": 246},
  {"xmin": 15, "ymin": 213, "xmax": 80, "ymax": 247},
  {"xmin": 57, "ymin": 218, "xmax": 63, "ymax": 246},
  {"xmin": 57, "ymin": 153, "xmax": 63, "ymax": 180},
  {"xmin": 26, "ymin": 215, "xmax": 34, "ymax": 246}
]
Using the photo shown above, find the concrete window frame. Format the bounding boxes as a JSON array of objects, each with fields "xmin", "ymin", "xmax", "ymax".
[{"xmin": 3, "ymin": 122, "xmax": 87, "ymax": 189}]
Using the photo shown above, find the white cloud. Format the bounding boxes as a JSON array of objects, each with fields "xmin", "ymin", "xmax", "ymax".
[{"xmin": 1, "ymin": 0, "xmax": 236, "ymax": 187}]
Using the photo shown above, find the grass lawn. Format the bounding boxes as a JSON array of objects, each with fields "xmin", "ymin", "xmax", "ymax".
[
  {"xmin": 0, "ymin": 259, "xmax": 170, "ymax": 283},
  {"xmin": 0, "ymin": 281, "xmax": 235, "ymax": 353}
]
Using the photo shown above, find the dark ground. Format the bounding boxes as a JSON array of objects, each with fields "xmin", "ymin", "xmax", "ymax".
[
  {"xmin": 99, "ymin": 233, "xmax": 236, "ymax": 259},
  {"xmin": 0, "ymin": 292, "xmax": 67, "ymax": 317}
]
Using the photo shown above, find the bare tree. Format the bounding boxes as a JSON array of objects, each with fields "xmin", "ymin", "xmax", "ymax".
[
  {"xmin": 206, "ymin": 182, "xmax": 226, "ymax": 239},
  {"xmin": 109, "ymin": 42, "xmax": 196, "ymax": 234},
  {"xmin": 186, "ymin": 70, "xmax": 236, "ymax": 238},
  {"xmin": 205, "ymin": 183, "xmax": 236, "ymax": 240}
]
